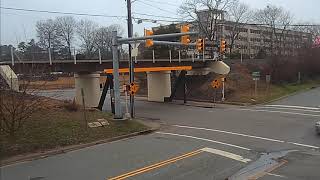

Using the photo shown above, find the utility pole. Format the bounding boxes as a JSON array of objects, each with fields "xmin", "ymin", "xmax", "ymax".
[{"xmin": 126, "ymin": 0, "xmax": 135, "ymax": 118}]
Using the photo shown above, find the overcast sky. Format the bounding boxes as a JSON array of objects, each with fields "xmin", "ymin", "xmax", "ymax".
[{"xmin": 1, "ymin": 0, "xmax": 320, "ymax": 46}]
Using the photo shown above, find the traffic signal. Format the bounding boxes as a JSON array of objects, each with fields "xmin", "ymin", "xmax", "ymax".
[
  {"xmin": 196, "ymin": 39, "xmax": 204, "ymax": 52},
  {"xmin": 144, "ymin": 29, "xmax": 154, "ymax": 48},
  {"xmin": 220, "ymin": 38, "xmax": 226, "ymax": 54},
  {"xmin": 180, "ymin": 24, "xmax": 191, "ymax": 45}
]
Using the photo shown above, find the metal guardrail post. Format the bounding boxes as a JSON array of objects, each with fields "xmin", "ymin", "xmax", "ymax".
[
  {"xmin": 202, "ymin": 50, "xmax": 205, "ymax": 62},
  {"xmin": 98, "ymin": 49, "xmax": 102, "ymax": 64},
  {"xmin": 169, "ymin": 50, "xmax": 172, "ymax": 63},
  {"xmin": 192, "ymin": 51, "xmax": 195, "ymax": 62},
  {"xmin": 152, "ymin": 50, "xmax": 155, "ymax": 63},
  {"xmin": 73, "ymin": 48, "xmax": 77, "ymax": 64},
  {"xmin": 10, "ymin": 46, "xmax": 14, "ymax": 66},
  {"xmin": 178, "ymin": 50, "xmax": 181, "ymax": 63},
  {"xmin": 48, "ymin": 48, "xmax": 52, "ymax": 65}
]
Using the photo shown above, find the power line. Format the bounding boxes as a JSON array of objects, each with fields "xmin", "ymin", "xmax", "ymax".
[
  {"xmin": 0, "ymin": 7, "xmax": 127, "ymax": 18},
  {"xmin": 140, "ymin": 0, "xmax": 180, "ymax": 7},
  {"xmin": 135, "ymin": 1, "xmax": 177, "ymax": 15},
  {"xmin": 133, "ymin": 12, "xmax": 184, "ymax": 20}
]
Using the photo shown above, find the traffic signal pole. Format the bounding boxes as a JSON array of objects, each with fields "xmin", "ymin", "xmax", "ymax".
[
  {"xmin": 111, "ymin": 30, "xmax": 198, "ymax": 120},
  {"xmin": 112, "ymin": 31, "xmax": 123, "ymax": 119},
  {"xmin": 126, "ymin": 0, "xmax": 135, "ymax": 118}
]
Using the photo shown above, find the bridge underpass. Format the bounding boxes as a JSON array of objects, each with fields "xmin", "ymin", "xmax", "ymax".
[{"xmin": 0, "ymin": 58, "xmax": 230, "ymax": 108}]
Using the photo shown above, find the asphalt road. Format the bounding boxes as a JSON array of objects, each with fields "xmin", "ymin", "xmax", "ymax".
[{"xmin": 1, "ymin": 88, "xmax": 320, "ymax": 180}]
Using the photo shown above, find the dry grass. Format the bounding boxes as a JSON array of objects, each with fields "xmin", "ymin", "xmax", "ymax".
[{"xmin": 0, "ymin": 95, "xmax": 148, "ymax": 160}]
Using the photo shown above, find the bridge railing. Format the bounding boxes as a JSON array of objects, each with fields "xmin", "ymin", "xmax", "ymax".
[{"xmin": 0, "ymin": 47, "xmax": 214, "ymax": 65}]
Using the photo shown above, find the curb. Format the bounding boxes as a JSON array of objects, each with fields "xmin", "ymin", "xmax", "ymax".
[{"xmin": 1, "ymin": 128, "xmax": 158, "ymax": 167}]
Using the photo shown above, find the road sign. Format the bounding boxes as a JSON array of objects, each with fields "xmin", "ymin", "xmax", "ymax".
[
  {"xmin": 252, "ymin": 71, "xmax": 260, "ymax": 77},
  {"xmin": 266, "ymin": 75, "xmax": 271, "ymax": 83},
  {"xmin": 252, "ymin": 71, "xmax": 260, "ymax": 81},
  {"xmin": 129, "ymin": 82, "xmax": 139, "ymax": 95},
  {"xmin": 211, "ymin": 79, "xmax": 221, "ymax": 89}
]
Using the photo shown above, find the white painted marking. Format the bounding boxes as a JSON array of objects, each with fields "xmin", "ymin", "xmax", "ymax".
[
  {"xmin": 237, "ymin": 108, "xmax": 320, "ymax": 117},
  {"xmin": 256, "ymin": 106, "xmax": 320, "ymax": 113},
  {"xmin": 266, "ymin": 105, "xmax": 320, "ymax": 110},
  {"xmin": 156, "ymin": 132, "xmax": 251, "ymax": 151},
  {"xmin": 201, "ymin": 147, "xmax": 251, "ymax": 163},
  {"xmin": 287, "ymin": 142, "xmax": 320, "ymax": 149},
  {"xmin": 173, "ymin": 125, "xmax": 285, "ymax": 143},
  {"xmin": 267, "ymin": 173, "xmax": 287, "ymax": 178},
  {"xmin": 172, "ymin": 125, "xmax": 320, "ymax": 149}
]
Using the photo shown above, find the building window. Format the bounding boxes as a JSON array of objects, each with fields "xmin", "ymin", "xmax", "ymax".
[{"xmin": 250, "ymin": 29, "xmax": 261, "ymax": 34}]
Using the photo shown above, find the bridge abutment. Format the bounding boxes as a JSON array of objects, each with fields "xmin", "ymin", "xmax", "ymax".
[
  {"xmin": 147, "ymin": 71, "xmax": 171, "ymax": 102},
  {"xmin": 74, "ymin": 72, "xmax": 101, "ymax": 107}
]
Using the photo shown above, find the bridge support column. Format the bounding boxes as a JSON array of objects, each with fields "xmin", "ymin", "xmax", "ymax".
[
  {"xmin": 147, "ymin": 71, "xmax": 171, "ymax": 102},
  {"xmin": 74, "ymin": 72, "xmax": 100, "ymax": 107}
]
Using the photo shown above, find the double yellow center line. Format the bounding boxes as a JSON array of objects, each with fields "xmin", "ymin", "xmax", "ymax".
[{"xmin": 108, "ymin": 149, "xmax": 203, "ymax": 180}]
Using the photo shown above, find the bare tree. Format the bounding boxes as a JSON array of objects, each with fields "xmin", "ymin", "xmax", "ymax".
[
  {"xmin": 55, "ymin": 16, "xmax": 77, "ymax": 59},
  {"xmin": 179, "ymin": 0, "xmax": 238, "ymax": 41},
  {"xmin": 94, "ymin": 24, "xmax": 123, "ymax": 59},
  {"xmin": 36, "ymin": 19, "xmax": 60, "ymax": 51},
  {"xmin": 0, "ymin": 66, "xmax": 55, "ymax": 138},
  {"xmin": 254, "ymin": 5, "xmax": 292, "ymax": 56},
  {"xmin": 77, "ymin": 19, "xmax": 98, "ymax": 59},
  {"xmin": 293, "ymin": 22, "xmax": 320, "ymax": 45},
  {"xmin": 225, "ymin": 2, "xmax": 251, "ymax": 54}
]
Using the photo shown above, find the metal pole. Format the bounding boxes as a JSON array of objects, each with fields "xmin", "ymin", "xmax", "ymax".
[
  {"xmin": 152, "ymin": 50, "xmax": 155, "ymax": 63},
  {"xmin": 178, "ymin": 50, "xmax": 181, "ymax": 63},
  {"xmin": 254, "ymin": 80, "xmax": 258, "ymax": 98},
  {"xmin": 73, "ymin": 48, "xmax": 77, "ymax": 64},
  {"xmin": 98, "ymin": 49, "xmax": 102, "ymax": 64},
  {"xmin": 222, "ymin": 80, "xmax": 225, "ymax": 101},
  {"xmin": 10, "ymin": 46, "xmax": 14, "ymax": 66},
  {"xmin": 202, "ymin": 50, "xmax": 205, "ymax": 62},
  {"xmin": 169, "ymin": 50, "xmax": 172, "ymax": 63},
  {"xmin": 112, "ymin": 31, "xmax": 123, "ymax": 119},
  {"xmin": 192, "ymin": 51, "xmax": 195, "ymax": 62},
  {"xmin": 48, "ymin": 48, "xmax": 52, "ymax": 65},
  {"xmin": 127, "ymin": 0, "xmax": 135, "ymax": 118},
  {"xmin": 240, "ymin": 49, "xmax": 243, "ymax": 63},
  {"xmin": 118, "ymin": 32, "xmax": 198, "ymax": 43},
  {"xmin": 81, "ymin": 88, "xmax": 88, "ymax": 129}
]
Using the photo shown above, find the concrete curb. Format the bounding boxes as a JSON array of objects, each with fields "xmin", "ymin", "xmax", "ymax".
[{"xmin": 1, "ymin": 128, "xmax": 158, "ymax": 167}]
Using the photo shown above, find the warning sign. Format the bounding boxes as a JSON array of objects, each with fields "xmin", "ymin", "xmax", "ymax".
[
  {"xmin": 211, "ymin": 79, "xmax": 221, "ymax": 89},
  {"xmin": 129, "ymin": 83, "xmax": 139, "ymax": 95}
]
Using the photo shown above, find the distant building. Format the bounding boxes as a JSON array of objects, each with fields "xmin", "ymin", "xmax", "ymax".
[{"xmin": 152, "ymin": 9, "xmax": 312, "ymax": 58}]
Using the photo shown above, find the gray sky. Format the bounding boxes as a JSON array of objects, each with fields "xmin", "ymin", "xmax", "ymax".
[{"xmin": 1, "ymin": 0, "xmax": 320, "ymax": 46}]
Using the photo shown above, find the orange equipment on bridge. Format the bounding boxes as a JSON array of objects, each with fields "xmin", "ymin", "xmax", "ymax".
[{"xmin": 104, "ymin": 66, "xmax": 192, "ymax": 74}]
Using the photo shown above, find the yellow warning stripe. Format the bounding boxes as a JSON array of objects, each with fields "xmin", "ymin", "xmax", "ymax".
[
  {"xmin": 108, "ymin": 149, "xmax": 202, "ymax": 180},
  {"xmin": 104, "ymin": 66, "xmax": 192, "ymax": 74}
]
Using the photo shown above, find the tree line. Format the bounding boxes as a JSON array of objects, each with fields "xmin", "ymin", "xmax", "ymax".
[{"xmin": 1, "ymin": 16, "xmax": 124, "ymax": 61}]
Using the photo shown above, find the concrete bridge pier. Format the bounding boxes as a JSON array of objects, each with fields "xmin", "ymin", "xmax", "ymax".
[
  {"xmin": 74, "ymin": 72, "xmax": 101, "ymax": 107},
  {"xmin": 147, "ymin": 71, "xmax": 171, "ymax": 102}
]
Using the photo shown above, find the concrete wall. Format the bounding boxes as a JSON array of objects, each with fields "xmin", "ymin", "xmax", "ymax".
[
  {"xmin": 0, "ymin": 65, "xmax": 19, "ymax": 91},
  {"xmin": 147, "ymin": 71, "xmax": 171, "ymax": 102}
]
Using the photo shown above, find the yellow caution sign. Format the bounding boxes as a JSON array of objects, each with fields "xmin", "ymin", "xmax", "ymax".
[
  {"xmin": 211, "ymin": 79, "xmax": 221, "ymax": 89},
  {"xmin": 129, "ymin": 82, "xmax": 139, "ymax": 95}
]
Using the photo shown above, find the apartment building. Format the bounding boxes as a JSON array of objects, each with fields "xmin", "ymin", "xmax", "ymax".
[{"xmin": 152, "ymin": 9, "xmax": 312, "ymax": 58}]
